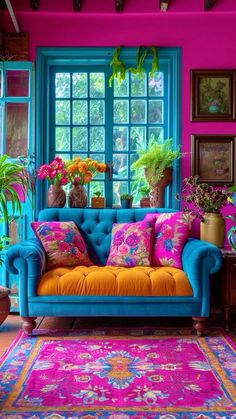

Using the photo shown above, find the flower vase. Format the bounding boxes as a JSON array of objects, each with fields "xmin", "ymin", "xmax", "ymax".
[
  {"xmin": 227, "ymin": 226, "xmax": 236, "ymax": 250},
  {"xmin": 200, "ymin": 212, "xmax": 225, "ymax": 248},
  {"xmin": 68, "ymin": 184, "xmax": 87, "ymax": 208},
  {"xmin": 47, "ymin": 185, "xmax": 66, "ymax": 208}
]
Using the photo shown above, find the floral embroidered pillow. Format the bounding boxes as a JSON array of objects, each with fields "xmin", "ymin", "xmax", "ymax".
[
  {"xmin": 144, "ymin": 212, "xmax": 194, "ymax": 269},
  {"xmin": 31, "ymin": 221, "xmax": 92, "ymax": 269},
  {"xmin": 106, "ymin": 220, "xmax": 153, "ymax": 267}
]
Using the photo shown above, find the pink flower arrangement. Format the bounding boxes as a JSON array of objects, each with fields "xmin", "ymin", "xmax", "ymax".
[{"xmin": 37, "ymin": 157, "xmax": 68, "ymax": 186}]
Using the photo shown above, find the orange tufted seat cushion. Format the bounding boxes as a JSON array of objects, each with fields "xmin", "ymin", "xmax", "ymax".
[{"xmin": 37, "ymin": 266, "xmax": 192, "ymax": 297}]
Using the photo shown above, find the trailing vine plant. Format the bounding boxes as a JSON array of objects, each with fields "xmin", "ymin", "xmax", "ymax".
[{"xmin": 108, "ymin": 46, "xmax": 158, "ymax": 87}]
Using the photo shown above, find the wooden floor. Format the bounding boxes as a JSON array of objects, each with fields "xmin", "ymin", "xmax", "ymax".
[{"xmin": 1, "ymin": 310, "xmax": 233, "ymax": 360}]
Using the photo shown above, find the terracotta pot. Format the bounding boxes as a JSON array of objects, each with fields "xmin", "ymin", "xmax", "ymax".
[
  {"xmin": 68, "ymin": 184, "xmax": 87, "ymax": 208},
  {"xmin": 200, "ymin": 212, "xmax": 225, "ymax": 248},
  {"xmin": 47, "ymin": 185, "xmax": 66, "ymax": 208},
  {"xmin": 91, "ymin": 197, "xmax": 105, "ymax": 208},
  {"xmin": 140, "ymin": 197, "xmax": 151, "ymax": 208},
  {"xmin": 145, "ymin": 167, "xmax": 172, "ymax": 207},
  {"xmin": 0, "ymin": 286, "xmax": 11, "ymax": 326}
]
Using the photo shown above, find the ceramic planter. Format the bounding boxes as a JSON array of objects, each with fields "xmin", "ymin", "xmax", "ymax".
[{"xmin": 200, "ymin": 213, "xmax": 225, "ymax": 248}]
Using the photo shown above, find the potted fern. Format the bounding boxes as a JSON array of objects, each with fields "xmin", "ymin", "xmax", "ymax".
[{"xmin": 131, "ymin": 138, "xmax": 183, "ymax": 207}]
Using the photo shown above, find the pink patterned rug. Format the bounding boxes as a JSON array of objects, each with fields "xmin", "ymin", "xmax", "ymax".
[{"xmin": 0, "ymin": 327, "xmax": 236, "ymax": 418}]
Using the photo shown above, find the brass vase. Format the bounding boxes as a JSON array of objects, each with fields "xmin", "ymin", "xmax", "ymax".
[
  {"xmin": 200, "ymin": 212, "xmax": 225, "ymax": 248},
  {"xmin": 47, "ymin": 185, "xmax": 66, "ymax": 208},
  {"xmin": 68, "ymin": 184, "xmax": 87, "ymax": 208},
  {"xmin": 145, "ymin": 167, "xmax": 172, "ymax": 207}
]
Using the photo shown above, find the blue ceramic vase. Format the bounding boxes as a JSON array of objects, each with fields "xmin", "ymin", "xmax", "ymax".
[{"xmin": 227, "ymin": 226, "xmax": 236, "ymax": 250}]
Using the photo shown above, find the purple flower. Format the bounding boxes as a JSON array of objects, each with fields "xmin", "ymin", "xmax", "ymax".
[
  {"xmin": 113, "ymin": 230, "xmax": 125, "ymax": 246},
  {"xmin": 125, "ymin": 233, "xmax": 139, "ymax": 247}
]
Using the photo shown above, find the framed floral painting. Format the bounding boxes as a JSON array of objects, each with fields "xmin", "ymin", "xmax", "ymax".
[
  {"xmin": 191, "ymin": 135, "xmax": 236, "ymax": 185},
  {"xmin": 190, "ymin": 70, "xmax": 236, "ymax": 121}
]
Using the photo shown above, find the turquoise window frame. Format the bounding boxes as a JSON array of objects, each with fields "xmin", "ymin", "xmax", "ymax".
[
  {"xmin": 0, "ymin": 61, "xmax": 34, "ymax": 309},
  {"xmin": 36, "ymin": 47, "xmax": 181, "ymax": 211}
]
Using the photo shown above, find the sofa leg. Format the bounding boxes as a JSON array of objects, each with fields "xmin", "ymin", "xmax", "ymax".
[
  {"xmin": 192, "ymin": 317, "xmax": 207, "ymax": 336},
  {"xmin": 21, "ymin": 316, "xmax": 37, "ymax": 335}
]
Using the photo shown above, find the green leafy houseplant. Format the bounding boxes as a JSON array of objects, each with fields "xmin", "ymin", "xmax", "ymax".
[
  {"xmin": 131, "ymin": 138, "xmax": 183, "ymax": 184},
  {"xmin": 138, "ymin": 185, "xmax": 151, "ymax": 197},
  {"xmin": 120, "ymin": 194, "xmax": 133, "ymax": 201},
  {"xmin": 120, "ymin": 194, "xmax": 133, "ymax": 209},
  {"xmin": 109, "ymin": 46, "xmax": 158, "ymax": 87},
  {"xmin": 0, "ymin": 154, "xmax": 28, "ymax": 264}
]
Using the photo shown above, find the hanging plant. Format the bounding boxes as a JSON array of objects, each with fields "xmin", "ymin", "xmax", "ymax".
[{"xmin": 108, "ymin": 46, "xmax": 158, "ymax": 87}]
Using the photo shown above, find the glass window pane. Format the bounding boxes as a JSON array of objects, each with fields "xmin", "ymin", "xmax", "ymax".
[
  {"xmin": 56, "ymin": 100, "xmax": 70, "ymax": 125},
  {"xmin": 131, "ymin": 100, "xmax": 146, "ymax": 123},
  {"xmin": 90, "ymin": 73, "xmax": 105, "ymax": 98},
  {"xmin": 72, "ymin": 127, "xmax": 88, "ymax": 151},
  {"xmin": 130, "ymin": 127, "xmax": 146, "ymax": 151},
  {"xmin": 131, "ymin": 74, "xmax": 146, "ymax": 96},
  {"xmin": 6, "ymin": 103, "xmax": 28, "ymax": 157},
  {"xmin": 90, "ymin": 100, "xmax": 105, "ymax": 125},
  {"xmin": 113, "ymin": 127, "xmax": 128, "ymax": 151},
  {"xmin": 90, "ymin": 127, "xmax": 105, "ymax": 152},
  {"xmin": 113, "ymin": 153, "xmax": 128, "ymax": 178},
  {"xmin": 90, "ymin": 181, "xmax": 105, "ymax": 198},
  {"xmin": 113, "ymin": 181, "xmax": 128, "ymax": 206},
  {"xmin": 73, "ymin": 73, "xmax": 88, "ymax": 98},
  {"xmin": 113, "ymin": 100, "xmax": 129, "ymax": 123},
  {"xmin": 73, "ymin": 100, "xmax": 88, "ymax": 125},
  {"xmin": 149, "ymin": 100, "xmax": 163, "ymax": 123},
  {"xmin": 149, "ymin": 72, "xmax": 164, "ymax": 96},
  {"xmin": 90, "ymin": 153, "xmax": 105, "ymax": 179},
  {"xmin": 56, "ymin": 127, "xmax": 70, "ymax": 151},
  {"xmin": 55, "ymin": 73, "xmax": 70, "ymax": 98},
  {"xmin": 6, "ymin": 70, "xmax": 29, "ymax": 97},
  {"xmin": 148, "ymin": 127, "xmax": 164, "ymax": 142},
  {"xmin": 114, "ymin": 74, "xmax": 129, "ymax": 97}
]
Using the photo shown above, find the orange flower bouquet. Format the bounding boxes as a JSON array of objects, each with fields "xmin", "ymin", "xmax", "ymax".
[{"xmin": 66, "ymin": 157, "xmax": 106, "ymax": 186}]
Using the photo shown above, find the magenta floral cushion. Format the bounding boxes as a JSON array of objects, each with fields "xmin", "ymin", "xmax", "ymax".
[
  {"xmin": 144, "ymin": 212, "xmax": 194, "ymax": 269},
  {"xmin": 106, "ymin": 220, "xmax": 153, "ymax": 267},
  {"xmin": 31, "ymin": 221, "xmax": 92, "ymax": 269}
]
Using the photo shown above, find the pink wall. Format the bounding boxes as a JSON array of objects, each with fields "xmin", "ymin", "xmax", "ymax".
[{"xmin": 3, "ymin": 4, "xmax": 236, "ymax": 245}]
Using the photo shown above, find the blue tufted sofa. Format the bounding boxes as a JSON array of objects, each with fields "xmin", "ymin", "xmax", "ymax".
[{"xmin": 5, "ymin": 208, "xmax": 222, "ymax": 335}]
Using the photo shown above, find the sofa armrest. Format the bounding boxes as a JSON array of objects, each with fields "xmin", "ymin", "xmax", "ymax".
[
  {"xmin": 182, "ymin": 238, "xmax": 222, "ymax": 300},
  {"xmin": 5, "ymin": 238, "xmax": 46, "ymax": 298}
]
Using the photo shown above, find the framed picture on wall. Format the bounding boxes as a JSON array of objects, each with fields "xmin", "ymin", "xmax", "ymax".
[
  {"xmin": 191, "ymin": 135, "xmax": 236, "ymax": 185},
  {"xmin": 190, "ymin": 70, "xmax": 236, "ymax": 121}
]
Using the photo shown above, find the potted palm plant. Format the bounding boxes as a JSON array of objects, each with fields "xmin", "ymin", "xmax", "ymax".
[
  {"xmin": 131, "ymin": 138, "xmax": 183, "ymax": 207},
  {"xmin": 0, "ymin": 154, "xmax": 29, "ymax": 325}
]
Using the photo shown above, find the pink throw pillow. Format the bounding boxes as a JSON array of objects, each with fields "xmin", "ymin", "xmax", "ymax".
[
  {"xmin": 144, "ymin": 212, "xmax": 194, "ymax": 269},
  {"xmin": 106, "ymin": 220, "xmax": 154, "ymax": 267},
  {"xmin": 31, "ymin": 221, "xmax": 92, "ymax": 269}
]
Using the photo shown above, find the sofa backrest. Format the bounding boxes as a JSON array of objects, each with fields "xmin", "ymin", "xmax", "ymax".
[{"xmin": 38, "ymin": 208, "xmax": 177, "ymax": 265}]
